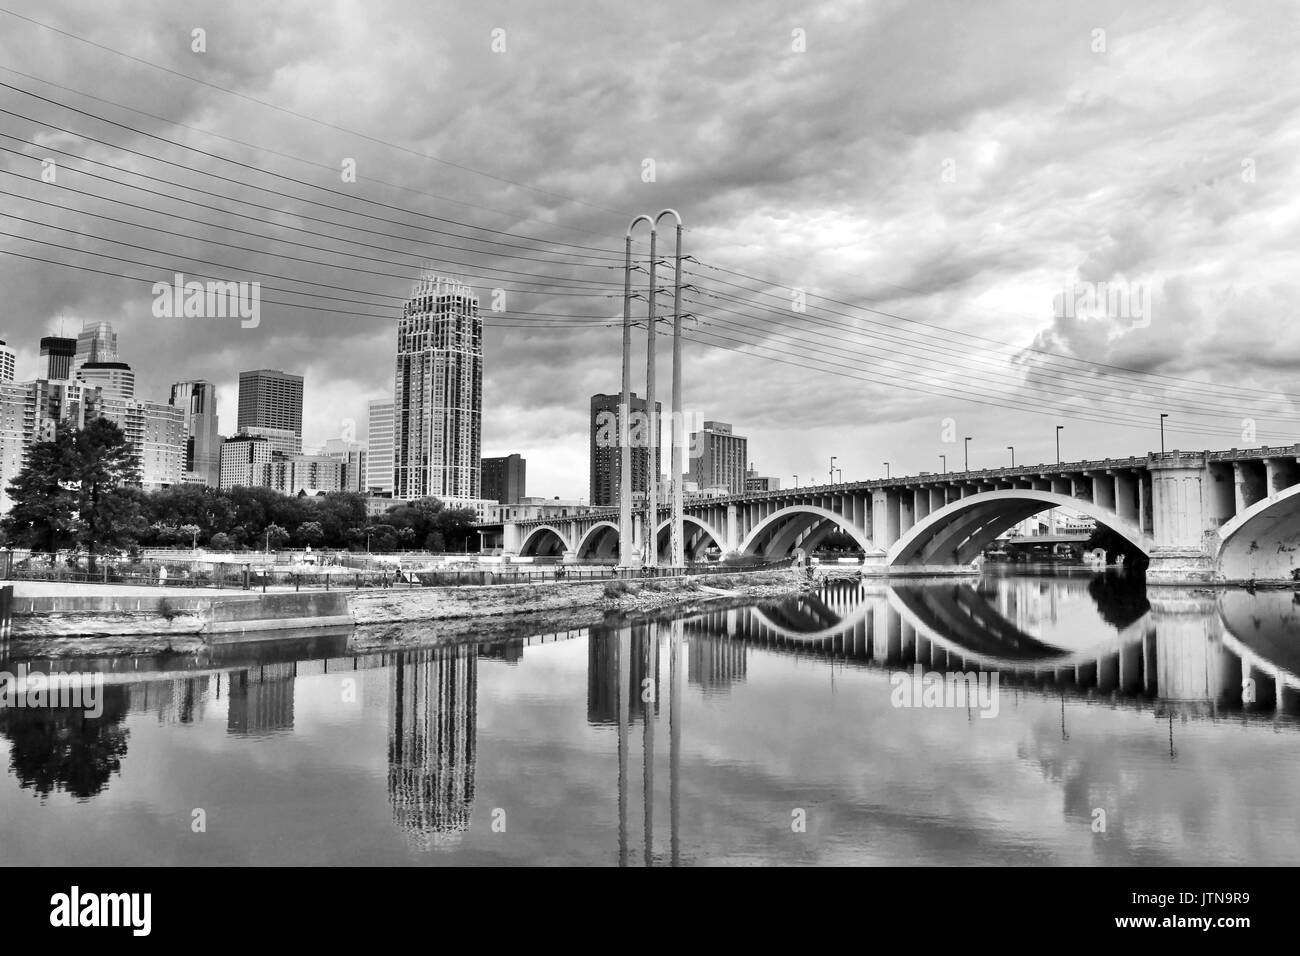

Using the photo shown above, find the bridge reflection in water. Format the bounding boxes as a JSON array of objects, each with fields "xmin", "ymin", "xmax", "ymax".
[{"xmin": 586, "ymin": 575, "xmax": 1300, "ymax": 864}]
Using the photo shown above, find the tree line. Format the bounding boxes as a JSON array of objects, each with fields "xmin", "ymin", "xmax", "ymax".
[{"xmin": 1, "ymin": 419, "xmax": 479, "ymax": 558}]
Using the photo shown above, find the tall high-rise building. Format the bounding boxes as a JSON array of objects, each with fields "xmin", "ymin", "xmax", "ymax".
[
  {"xmin": 78, "ymin": 361, "xmax": 135, "ymax": 400},
  {"xmin": 39, "ymin": 337, "xmax": 76, "ymax": 381},
  {"xmin": 589, "ymin": 392, "xmax": 660, "ymax": 507},
  {"xmin": 237, "ymin": 369, "xmax": 303, "ymax": 454},
  {"xmin": 481, "ymin": 454, "xmax": 525, "ymax": 504},
  {"xmin": 75, "ymin": 320, "xmax": 119, "ymax": 370},
  {"xmin": 393, "ymin": 274, "xmax": 482, "ymax": 500},
  {"xmin": 0, "ymin": 340, "xmax": 15, "ymax": 383},
  {"xmin": 266, "ymin": 454, "xmax": 343, "ymax": 494},
  {"xmin": 170, "ymin": 380, "xmax": 221, "ymax": 486},
  {"xmin": 689, "ymin": 421, "xmax": 748, "ymax": 494},
  {"xmin": 89, "ymin": 395, "xmax": 186, "ymax": 489},
  {"xmin": 366, "ymin": 399, "xmax": 394, "ymax": 494},
  {"xmin": 323, "ymin": 438, "xmax": 367, "ymax": 493},
  {"xmin": 219, "ymin": 433, "xmax": 274, "ymax": 489}
]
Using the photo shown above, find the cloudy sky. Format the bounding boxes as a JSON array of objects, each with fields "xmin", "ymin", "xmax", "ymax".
[{"xmin": 0, "ymin": 0, "xmax": 1297, "ymax": 499}]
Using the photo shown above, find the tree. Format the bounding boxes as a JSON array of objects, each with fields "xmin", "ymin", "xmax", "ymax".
[
  {"xmin": 263, "ymin": 523, "xmax": 290, "ymax": 551},
  {"xmin": 180, "ymin": 524, "xmax": 202, "ymax": 549},
  {"xmin": 295, "ymin": 520, "xmax": 325, "ymax": 547},
  {"xmin": 3, "ymin": 426, "xmax": 81, "ymax": 552},
  {"xmin": 208, "ymin": 532, "xmax": 235, "ymax": 551},
  {"xmin": 2, "ymin": 419, "xmax": 144, "ymax": 567}
]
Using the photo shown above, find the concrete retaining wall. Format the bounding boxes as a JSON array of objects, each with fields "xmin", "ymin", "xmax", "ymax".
[
  {"xmin": 347, "ymin": 579, "xmax": 613, "ymax": 625},
  {"xmin": 13, "ymin": 591, "xmax": 354, "ymax": 638}
]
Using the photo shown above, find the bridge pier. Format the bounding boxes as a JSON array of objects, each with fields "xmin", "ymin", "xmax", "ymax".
[{"xmin": 1147, "ymin": 453, "xmax": 1217, "ymax": 584}]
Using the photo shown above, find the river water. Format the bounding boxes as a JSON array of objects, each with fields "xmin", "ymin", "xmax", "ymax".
[{"xmin": 2, "ymin": 568, "xmax": 1298, "ymax": 866}]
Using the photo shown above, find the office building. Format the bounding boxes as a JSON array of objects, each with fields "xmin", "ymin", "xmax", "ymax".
[
  {"xmin": 393, "ymin": 273, "xmax": 482, "ymax": 500},
  {"xmin": 689, "ymin": 421, "xmax": 748, "ymax": 495},
  {"xmin": 745, "ymin": 468, "xmax": 780, "ymax": 492},
  {"xmin": 267, "ymin": 454, "xmax": 343, "ymax": 495},
  {"xmin": 78, "ymin": 361, "xmax": 135, "ymax": 400},
  {"xmin": 170, "ymin": 380, "xmax": 221, "ymax": 486},
  {"xmin": 0, "ymin": 340, "xmax": 15, "ymax": 383},
  {"xmin": 366, "ymin": 399, "xmax": 394, "ymax": 494},
  {"xmin": 323, "ymin": 438, "xmax": 367, "ymax": 493},
  {"xmin": 89, "ymin": 396, "xmax": 185, "ymax": 489},
  {"xmin": 39, "ymin": 337, "xmax": 76, "ymax": 381},
  {"xmin": 481, "ymin": 453, "xmax": 525, "ymax": 504},
  {"xmin": 219, "ymin": 433, "xmax": 275, "ymax": 488},
  {"xmin": 75, "ymin": 320, "xmax": 119, "ymax": 370},
  {"xmin": 589, "ymin": 392, "xmax": 660, "ymax": 507},
  {"xmin": 237, "ymin": 369, "xmax": 303, "ymax": 455}
]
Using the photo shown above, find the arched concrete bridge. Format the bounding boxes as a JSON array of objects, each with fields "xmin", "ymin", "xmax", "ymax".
[{"xmin": 495, "ymin": 445, "xmax": 1300, "ymax": 583}]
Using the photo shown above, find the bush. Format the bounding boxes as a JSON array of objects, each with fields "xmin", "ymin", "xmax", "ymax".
[{"xmin": 603, "ymin": 580, "xmax": 639, "ymax": 598}]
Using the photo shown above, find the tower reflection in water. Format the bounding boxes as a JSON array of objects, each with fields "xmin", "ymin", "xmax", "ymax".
[
  {"xmin": 588, "ymin": 616, "xmax": 747, "ymax": 866},
  {"xmin": 386, "ymin": 645, "xmax": 477, "ymax": 849}
]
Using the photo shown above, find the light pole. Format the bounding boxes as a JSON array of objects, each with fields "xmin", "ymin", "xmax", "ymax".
[
  {"xmin": 964, "ymin": 437, "xmax": 972, "ymax": 472},
  {"xmin": 793, "ymin": 474, "xmax": 798, "ymax": 489},
  {"xmin": 1055, "ymin": 425, "xmax": 1063, "ymax": 465},
  {"xmin": 835, "ymin": 467, "xmax": 843, "ymax": 483},
  {"xmin": 1160, "ymin": 413, "xmax": 1168, "ymax": 454},
  {"xmin": 657, "ymin": 209, "xmax": 685, "ymax": 569},
  {"xmin": 940, "ymin": 454, "xmax": 946, "ymax": 474},
  {"xmin": 621, "ymin": 214, "xmax": 653, "ymax": 569},
  {"xmin": 883, "ymin": 462, "xmax": 890, "ymax": 479},
  {"xmin": 1007, "ymin": 445, "xmax": 1015, "ymax": 467},
  {"xmin": 830, "ymin": 456, "xmax": 837, "ymax": 485}
]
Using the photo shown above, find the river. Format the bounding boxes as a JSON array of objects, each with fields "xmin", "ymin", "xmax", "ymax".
[{"xmin": 2, "ymin": 567, "xmax": 1298, "ymax": 865}]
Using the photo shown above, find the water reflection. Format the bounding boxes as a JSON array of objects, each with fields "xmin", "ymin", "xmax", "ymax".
[
  {"xmin": 3, "ymin": 574, "xmax": 1300, "ymax": 865},
  {"xmin": 387, "ymin": 646, "xmax": 476, "ymax": 848}
]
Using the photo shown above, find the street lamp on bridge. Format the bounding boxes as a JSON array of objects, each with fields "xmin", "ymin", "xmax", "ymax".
[
  {"xmin": 1160, "ymin": 413, "xmax": 1168, "ymax": 454},
  {"xmin": 1007, "ymin": 446, "xmax": 1015, "ymax": 467},
  {"xmin": 964, "ymin": 437, "xmax": 972, "ymax": 472},
  {"xmin": 940, "ymin": 454, "xmax": 946, "ymax": 474},
  {"xmin": 1055, "ymin": 425, "xmax": 1063, "ymax": 465},
  {"xmin": 793, "ymin": 474, "xmax": 798, "ymax": 489},
  {"xmin": 830, "ymin": 456, "xmax": 837, "ymax": 486},
  {"xmin": 883, "ymin": 461, "xmax": 890, "ymax": 479}
]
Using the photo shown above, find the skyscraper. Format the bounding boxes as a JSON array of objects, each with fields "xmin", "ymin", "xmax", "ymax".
[
  {"xmin": 323, "ymin": 438, "xmax": 367, "ymax": 493},
  {"xmin": 75, "ymin": 320, "xmax": 118, "ymax": 370},
  {"xmin": 170, "ymin": 380, "xmax": 221, "ymax": 486},
  {"xmin": 219, "ymin": 433, "xmax": 274, "ymax": 488},
  {"xmin": 78, "ymin": 361, "xmax": 135, "ymax": 400},
  {"xmin": 237, "ymin": 369, "xmax": 303, "ymax": 455},
  {"xmin": 366, "ymin": 399, "xmax": 394, "ymax": 494},
  {"xmin": 481, "ymin": 454, "xmax": 525, "ymax": 504},
  {"xmin": 393, "ymin": 273, "xmax": 482, "ymax": 500},
  {"xmin": 589, "ymin": 392, "xmax": 660, "ymax": 507},
  {"xmin": 39, "ymin": 337, "xmax": 76, "ymax": 381},
  {"xmin": 689, "ymin": 421, "xmax": 748, "ymax": 494}
]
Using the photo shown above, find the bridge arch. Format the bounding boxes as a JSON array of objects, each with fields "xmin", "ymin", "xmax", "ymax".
[
  {"xmin": 1216, "ymin": 483, "xmax": 1300, "ymax": 581},
  {"xmin": 654, "ymin": 515, "xmax": 726, "ymax": 561},
  {"xmin": 519, "ymin": 524, "xmax": 572, "ymax": 557},
  {"xmin": 576, "ymin": 521, "xmax": 620, "ymax": 559},
  {"xmin": 740, "ymin": 505, "xmax": 872, "ymax": 558},
  {"xmin": 887, "ymin": 490, "xmax": 1152, "ymax": 567}
]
